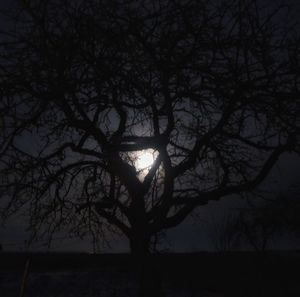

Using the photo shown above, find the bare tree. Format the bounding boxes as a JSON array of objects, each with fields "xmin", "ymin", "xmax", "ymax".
[
  {"xmin": 226, "ymin": 189, "xmax": 300, "ymax": 252},
  {"xmin": 277, "ymin": 189, "xmax": 300, "ymax": 237},
  {"xmin": 235, "ymin": 206, "xmax": 281, "ymax": 252},
  {"xmin": 0, "ymin": 0, "xmax": 299, "ymax": 295},
  {"xmin": 207, "ymin": 213, "xmax": 241, "ymax": 252}
]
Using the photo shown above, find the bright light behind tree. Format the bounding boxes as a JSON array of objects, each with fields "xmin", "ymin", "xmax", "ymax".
[
  {"xmin": 120, "ymin": 149, "xmax": 158, "ymax": 180},
  {"xmin": 135, "ymin": 150, "xmax": 155, "ymax": 171}
]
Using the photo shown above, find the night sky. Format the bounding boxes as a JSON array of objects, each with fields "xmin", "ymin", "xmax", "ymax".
[{"xmin": 0, "ymin": 0, "xmax": 300, "ymax": 253}]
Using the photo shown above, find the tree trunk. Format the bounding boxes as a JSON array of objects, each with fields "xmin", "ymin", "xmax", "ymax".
[{"xmin": 130, "ymin": 236, "xmax": 162, "ymax": 297}]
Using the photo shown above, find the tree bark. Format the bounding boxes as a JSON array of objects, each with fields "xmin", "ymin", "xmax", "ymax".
[{"xmin": 130, "ymin": 236, "xmax": 162, "ymax": 297}]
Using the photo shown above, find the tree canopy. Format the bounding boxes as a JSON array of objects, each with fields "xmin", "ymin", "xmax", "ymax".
[{"xmin": 0, "ymin": 0, "xmax": 299, "ymax": 254}]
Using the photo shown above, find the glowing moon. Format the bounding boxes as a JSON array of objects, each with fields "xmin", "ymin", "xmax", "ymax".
[{"xmin": 135, "ymin": 150, "xmax": 155, "ymax": 171}]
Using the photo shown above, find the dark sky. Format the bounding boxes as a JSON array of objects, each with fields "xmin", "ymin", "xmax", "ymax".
[{"xmin": 0, "ymin": 0, "xmax": 299, "ymax": 253}]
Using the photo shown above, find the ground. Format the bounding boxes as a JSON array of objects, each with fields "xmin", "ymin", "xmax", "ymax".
[{"xmin": 0, "ymin": 252, "xmax": 299, "ymax": 297}]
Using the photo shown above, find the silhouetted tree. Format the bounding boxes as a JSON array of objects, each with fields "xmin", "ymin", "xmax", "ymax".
[
  {"xmin": 1, "ymin": 0, "xmax": 299, "ymax": 295},
  {"xmin": 226, "ymin": 190, "xmax": 300, "ymax": 252},
  {"xmin": 235, "ymin": 206, "xmax": 282, "ymax": 252},
  {"xmin": 277, "ymin": 190, "xmax": 300, "ymax": 237},
  {"xmin": 207, "ymin": 213, "xmax": 241, "ymax": 252},
  {"xmin": 263, "ymin": 190, "xmax": 300, "ymax": 242}
]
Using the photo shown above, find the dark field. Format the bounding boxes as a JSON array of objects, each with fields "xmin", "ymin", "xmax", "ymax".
[{"xmin": 1, "ymin": 251, "xmax": 299, "ymax": 297}]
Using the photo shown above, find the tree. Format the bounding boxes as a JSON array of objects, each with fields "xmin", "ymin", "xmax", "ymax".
[
  {"xmin": 206, "ymin": 213, "xmax": 240, "ymax": 252},
  {"xmin": 277, "ymin": 189, "xmax": 300, "ymax": 238},
  {"xmin": 0, "ymin": 0, "xmax": 299, "ymax": 295},
  {"xmin": 220, "ymin": 189, "xmax": 300, "ymax": 252},
  {"xmin": 234, "ymin": 205, "xmax": 283, "ymax": 252}
]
